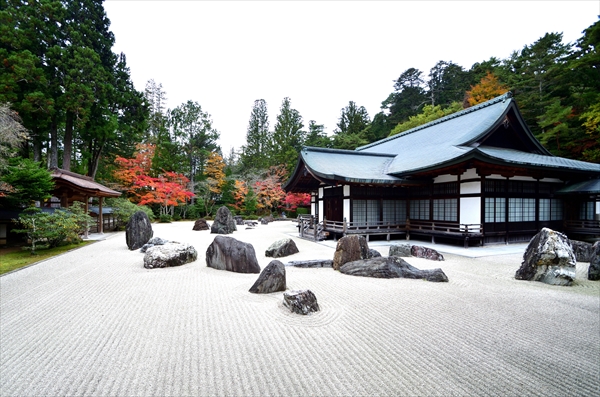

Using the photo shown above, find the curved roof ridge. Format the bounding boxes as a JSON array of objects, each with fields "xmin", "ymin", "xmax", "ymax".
[
  {"xmin": 357, "ymin": 92, "xmax": 513, "ymax": 151},
  {"xmin": 302, "ymin": 146, "xmax": 395, "ymax": 158}
]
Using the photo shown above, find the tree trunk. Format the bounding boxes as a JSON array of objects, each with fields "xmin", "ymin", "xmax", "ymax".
[
  {"xmin": 88, "ymin": 140, "xmax": 104, "ymax": 179},
  {"xmin": 48, "ymin": 116, "xmax": 58, "ymax": 169},
  {"xmin": 62, "ymin": 111, "xmax": 73, "ymax": 171}
]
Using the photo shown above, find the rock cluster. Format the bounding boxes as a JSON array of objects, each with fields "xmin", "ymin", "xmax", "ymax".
[
  {"xmin": 389, "ymin": 243, "xmax": 444, "ymax": 261},
  {"xmin": 126, "ymin": 211, "xmax": 153, "ymax": 250},
  {"xmin": 206, "ymin": 235, "xmax": 260, "ymax": 273}
]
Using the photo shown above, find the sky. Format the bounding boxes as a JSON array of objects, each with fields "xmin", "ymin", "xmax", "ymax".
[{"xmin": 103, "ymin": 1, "xmax": 599, "ymax": 154}]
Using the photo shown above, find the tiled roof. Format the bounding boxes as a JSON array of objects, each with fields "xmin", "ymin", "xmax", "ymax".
[
  {"xmin": 477, "ymin": 147, "xmax": 600, "ymax": 173},
  {"xmin": 555, "ymin": 179, "xmax": 600, "ymax": 194}
]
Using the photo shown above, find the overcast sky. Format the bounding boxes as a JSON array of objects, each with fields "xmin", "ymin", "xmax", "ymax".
[{"xmin": 103, "ymin": 1, "xmax": 599, "ymax": 154}]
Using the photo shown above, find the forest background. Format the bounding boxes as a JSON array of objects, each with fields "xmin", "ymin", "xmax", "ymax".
[{"xmin": 0, "ymin": 1, "xmax": 598, "ymax": 221}]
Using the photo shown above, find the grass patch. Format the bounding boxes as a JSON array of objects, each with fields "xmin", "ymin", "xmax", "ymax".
[{"xmin": 0, "ymin": 241, "xmax": 93, "ymax": 276}]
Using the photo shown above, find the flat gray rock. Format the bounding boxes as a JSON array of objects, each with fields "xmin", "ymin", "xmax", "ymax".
[{"xmin": 340, "ymin": 256, "xmax": 448, "ymax": 282}]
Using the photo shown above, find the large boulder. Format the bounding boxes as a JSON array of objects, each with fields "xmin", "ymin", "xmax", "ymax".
[
  {"xmin": 143, "ymin": 242, "xmax": 197, "ymax": 269},
  {"xmin": 389, "ymin": 243, "xmax": 412, "ymax": 257},
  {"xmin": 140, "ymin": 237, "xmax": 170, "ymax": 253},
  {"xmin": 126, "ymin": 211, "xmax": 153, "ymax": 250},
  {"xmin": 411, "ymin": 245, "xmax": 444, "ymax": 261},
  {"xmin": 589, "ymin": 241, "xmax": 600, "ymax": 281},
  {"xmin": 265, "ymin": 238, "xmax": 299, "ymax": 258},
  {"xmin": 340, "ymin": 256, "xmax": 448, "ymax": 282},
  {"xmin": 283, "ymin": 290, "xmax": 320, "ymax": 315},
  {"xmin": 210, "ymin": 206, "xmax": 237, "ymax": 234},
  {"xmin": 249, "ymin": 260, "xmax": 286, "ymax": 293},
  {"xmin": 332, "ymin": 235, "xmax": 369, "ymax": 270},
  {"xmin": 206, "ymin": 235, "xmax": 260, "ymax": 273},
  {"xmin": 515, "ymin": 228, "xmax": 576, "ymax": 286},
  {"xmin": 570, "ymin": 240, "xmax": 594, "ymax": 263},
  {"xmin": 192, "ymin": 219, "xmax": 210, "ymax": 231}
]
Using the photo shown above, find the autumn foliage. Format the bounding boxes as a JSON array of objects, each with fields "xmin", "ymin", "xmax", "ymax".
[
  {"xmin": 113, "ymin": 143, "xmax": 194, "ymax": 216},
  {"xmin": 465, "ymin": 71, "xmax": 509, "ymax": 107}
]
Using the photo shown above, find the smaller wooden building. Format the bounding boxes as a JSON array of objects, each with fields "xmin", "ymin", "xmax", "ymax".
[{"xmin": 47, "ymin": 168, "xmax": 121, "ymax": 234}]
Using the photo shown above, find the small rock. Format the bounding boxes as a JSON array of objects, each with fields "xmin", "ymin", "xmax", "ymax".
[
  {"xmin": 265, "ymin": 238, "xmax": 299, "ymax": 258},
  {"xmin": 571, "ymin": 240, "xmax": 594, "ymax": 263},
  {"xmin": 589, "ymin": 241, "xmax": 600, "ymax": 281},
  {"xmin": 411, "ymin": 245, "xmax": 444, "ymax": 261},
  {"xmin": 389, "ymin": 243, "xmax": 411, "ymax": 257},
  {"xmin": 283, "ymin": 290, "xmax": 319, "ymax": 315},
  {"xmin": 368, "ymin": 248, "xmax": 381, "ymax": 258},
  {"xmin": 192, "ymin": 219, "xmax": 210, "ymax": 231},
  {"xmin": 140, "ymin": 237, "xmax": 170, "ymax": 253}
]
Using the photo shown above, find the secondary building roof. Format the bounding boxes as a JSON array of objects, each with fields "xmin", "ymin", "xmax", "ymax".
[{"xmin": 50, "ymin": 168, "xmax": 121, "ymax": 203}]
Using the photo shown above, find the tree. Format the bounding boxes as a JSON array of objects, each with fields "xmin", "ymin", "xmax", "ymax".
[
  {"xmin": 241, "ymin": 99, "xmax": 271, "ymax": 171},
  {"xmin": 253, "ymin": 165, "xmax": 287, "ymax": 215},
  {"xmin": 272, "ymin": 97, "xmax": 305, "ymax": 175},
  {"xmin": 168, "ymin": 100, "xmax": 220, "ymax": 195},
  {"xmin": 465, "ymin": 71, "xmax": 509, "ymax": 106},
  {"xmin": 304, "ymin": 120, "xmax": 331, "ymax": 148},
  {"xmin": 427, "ymin": 60, "xmax": 471, "ymax": 107},
  {"xmin": 0, "ymin": 158, "xmax": 54, "ymax": 207},
  {"xmin": 381, "ymin": 68, "xmax": 428, "ymax": 126},
  {"xmin": 332, "ymin": 101, "xmax": 370, "ymax": 150}
]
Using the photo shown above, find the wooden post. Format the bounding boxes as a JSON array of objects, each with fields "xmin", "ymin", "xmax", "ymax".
[
  {"xmin": 98, "ymin": 197, "xmax": 104, "ymax": 234},
  {"xmin": 84, "ymin": 196, "xmax": 89, "ymax": 239}
]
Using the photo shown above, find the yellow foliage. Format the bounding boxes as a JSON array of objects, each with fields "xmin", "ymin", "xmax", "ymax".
[{"xmin": 465, "ymin": 72, "xmax": 509, "ymax": 107}]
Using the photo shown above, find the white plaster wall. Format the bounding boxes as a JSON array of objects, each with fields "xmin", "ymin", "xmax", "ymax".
[
  {"xmin": 434, "ymin": 174, "xmax": 457, "ymax": 183},
  {"xmin": 343, "ymin": 185, "xmax": 350, "ymax": 196},
  {"xmin": 487, "ymin": 174, "xmax": 505, "ymax": 180},
  {"xmin": 460, "ymin": 197, "xmax": 481, "ymax": 225},
  {"xmin": 318, "ymin": 201, "xmax": 324, "ymax": 222},
  {"xmin": 461, "ymin": 181, "xmax": 481, "ymax": 194},
  {"xmin": 344, "ymin": 198, "xmax": 350, "ymax": 221},
  {"xmin": 318, "ymin": 187, "xmax": 324, "ymax": 199},
  {"xmin": 596, "ymin": 202, "xmax": 600, "ymax": 220},
  {"xmin": 510, "ymin": 175, "xmax": 537, "ymax": 181},
  {"xmin": 539, "ymin": 178, "xmax": 563, "ymax": 183},
  {"xmin": 461, "ymin": 168, "xmax": 479, "ymax": 180}
]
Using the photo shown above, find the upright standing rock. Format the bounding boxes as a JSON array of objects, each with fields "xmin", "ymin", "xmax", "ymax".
[
  {"xmin": 249, "ymin": 260, "xmax": 286, "ymax": 293},
  {"xmin": 206, "ymin": 235, "xmax": 260, "ymax": 273},
  {"xmin": 211, "ymin": 206, "xmax": 237, "ymax": 234},
  {"xmin": 515, "ymin": 228, "xmax": 576, "ymax": 286},
  {"xmin": 332, "ymin": 235, "xmax": 369, "ymax": 270},
  {"xmin": 589, "ymin": 241, "xmax": 600, "ymax": 281},
  {"xmin": 570, "ymin": 240, "xmax": 594, "ymax": 263},
  {"xmin": 126, "ymin": 211, "xmax": 153, "ymax": 250}
]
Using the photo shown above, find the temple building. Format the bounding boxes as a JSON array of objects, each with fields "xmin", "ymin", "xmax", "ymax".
[{"xmin": 284, "ymin": 93, "xmax": 600, "ymax": 245}]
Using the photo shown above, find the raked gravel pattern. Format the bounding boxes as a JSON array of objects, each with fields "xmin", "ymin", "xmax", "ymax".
[{"xmin": 1, "ymin": 221, "xmax": 599, "ymax": 396}]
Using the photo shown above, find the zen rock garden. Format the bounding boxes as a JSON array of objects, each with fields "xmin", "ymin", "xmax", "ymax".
[{"xmin": 126, "ymin": 217, "xmax": 597, "ymax": 315}]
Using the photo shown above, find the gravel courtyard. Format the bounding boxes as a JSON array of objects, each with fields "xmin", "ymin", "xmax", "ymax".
[{"xmin": 1, "ymin": 220, "xmax": 599, "ymax": 396}]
